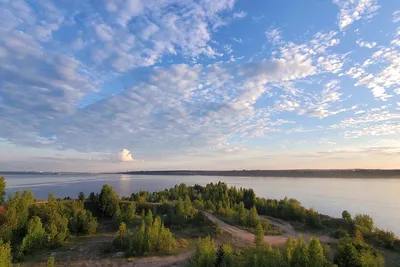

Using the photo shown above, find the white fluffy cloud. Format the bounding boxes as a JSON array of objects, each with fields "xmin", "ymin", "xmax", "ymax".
[
  {"xmin": 333, "ymin": 0, "xmax": 380, "ymax": 30},
  {"xmin": 119, "ymin": 149, "xmax": 133, "ymax": 162},
  {"xmin": 356, "ymin": 39, "xmax": 377, "ymax": 48}
]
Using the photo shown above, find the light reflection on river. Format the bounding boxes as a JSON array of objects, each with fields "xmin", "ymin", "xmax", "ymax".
[{"xmin": 4, "ymin": 174, "xmax": 400, "ymax": 235}]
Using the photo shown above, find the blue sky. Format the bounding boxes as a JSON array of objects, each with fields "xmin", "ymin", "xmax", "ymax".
[{"xmin": 0, "ymin": 0, "xmax": 400, "ymax": 171}]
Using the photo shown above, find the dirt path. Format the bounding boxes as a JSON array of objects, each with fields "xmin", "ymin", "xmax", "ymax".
[
  {"xmin": 52, "ymin": 251, "xmax": 193, "ymax": 267},
  {"xmin": 202, "ymin": 211, "xmax": 288, "ymax": 246},
  {"xmin": 259, "ymin": 215, "xmax": 335, "ymax": 244},
  {"xmin": 130, "ymin": 251, "xmax": 193, "ymax": 267},
  {"xmin": 203, "ymin": 212, "xmax": 335, "ymax": 247}
]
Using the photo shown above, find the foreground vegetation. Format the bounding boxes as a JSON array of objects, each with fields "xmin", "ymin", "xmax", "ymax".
[{"xmin": 0, "ymin": 176, "xmax": 398, "ymax": 266}]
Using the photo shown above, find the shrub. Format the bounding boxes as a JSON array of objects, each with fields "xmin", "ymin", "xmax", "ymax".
[
  {"xmin": 186, "ymin": 236, "xmax": 216, "ymax": 267},
  {"xmin": 0, "ymin": 240, "xmax": 12, "ymax": 267},
  {"xmin": 331, "ymin": 228, "xmax": 349, "ymax": 239},
  {"xmin": 47, "ymin": 256, "xmax": 55, "ymax": 267},
  {"xmin": 374, "ymin": 228, "xmax": 396, "ymax": 249},
  {"xmin": 113, "ymin": 222, "xmax": 131, "ymax": 251},
  {"xmin": 18, "ymin": 216, "xmax": 46, "ymax": 259},
  {"xmin": 354, "ymin": 214, "xmax": 374, "ymax": 235}
]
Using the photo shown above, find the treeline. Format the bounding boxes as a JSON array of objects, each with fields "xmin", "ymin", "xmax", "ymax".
[
  {"xmin": 335, "ymin": 211, "xmax": 398, "ymax": 250},
  {"xmin": 0, "ymin": 190, "xmax": 98, "ymax": 261},
  {"xmin": 117, "ymin": 182, "xmax": 321, "ymax": 229},
  {"xmin": 187, "ymin": 231, "xmax": 386, "ymax": 267},
  {"xmin": 124, "ymin": 182, "xmax": 398, "ymax": 249},
  {"xmin": 186, "ymin": 235, "xmax": 335, "ymax": 267}
]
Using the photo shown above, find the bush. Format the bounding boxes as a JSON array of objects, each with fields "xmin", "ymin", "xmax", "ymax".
[
  {"xmin": 334, "ymin": 234, "xmax": 384, "ymax": 267},
  {"xmin": 331, "ymin": 228, "xmax": 349, "ymax": 239},
  {"xmin": 354, "ymin": 214, "xmax": 374, "ymax": 235},
  {"xmin": 99, "ymin": 185, "xmax": 119, "ymax": 217},
  {"xmin": 113, "ymin": 222, "xmax": 131, "ymax": 251},
  {"xmin": 69, "ymin": 201, "xmax": 98, "ymax": 235},
  {"xmin": 47, "ymin": 256, "xmax": 55, "ymax": 267},
  {"xmin": 129, "ymin": 216, "xmax": 175, "ymax": 256},
  {"xmin": 374, "ymin": 228, "xmax": 396, "ymax": 249},
  {"xmin": 0, "ymin": 240, "xmax": 12, "ymax": 267},
  {"xmin": 18, "ymin": 216, "xmax": 46, "ymax": 259},
  {"xmin": 177, "ymin": 238, "xmax": 189, "ymax": 248},
  {"xmin": 186, "ymin": 236, "xmax": 216, "ymax": 267}
]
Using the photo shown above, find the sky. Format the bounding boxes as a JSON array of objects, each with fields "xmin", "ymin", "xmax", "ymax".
[{"xmin": 0, "ymin": 0, "xmax": 400, "ymax": 172}]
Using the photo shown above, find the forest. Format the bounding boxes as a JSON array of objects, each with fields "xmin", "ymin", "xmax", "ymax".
[{"xmin": 0, "ymin": 176, "xmax": 399, "ymax": 266}]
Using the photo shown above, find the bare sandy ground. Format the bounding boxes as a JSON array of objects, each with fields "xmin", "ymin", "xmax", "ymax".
[
  {"xmin": 202, "ymin": 211, "xmax": 288, "ymax": 246},
  {"xmin": 259, "ymin": 215, "xmax": 335, "ymax": 244}
]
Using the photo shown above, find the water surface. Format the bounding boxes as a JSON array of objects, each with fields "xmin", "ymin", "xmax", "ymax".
[{"xmin": 4, "ymin": 174, "xmax": 400, "ymax": 235}]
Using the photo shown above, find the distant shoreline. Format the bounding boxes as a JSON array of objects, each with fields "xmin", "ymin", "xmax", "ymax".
[
  {"xmin": 2, "ymin": 169, "xmax": 400, "ymax": 178},
  {"xmin": 119, "ymin": 169, "xmax": 400, "ymax": 178}
]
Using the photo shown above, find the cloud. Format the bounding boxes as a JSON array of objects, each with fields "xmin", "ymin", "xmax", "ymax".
[
  {"xmin": 356, "ymin": 39, "xmax": 377, "ymax": 48},
  {"xmin": 333, "ymin": 0, "xmax": 380, "ymax": 30},
  {"xmin": 265, "ymin": 28, "xmax": 281, "ymax": 45},
  {"xmin": 231, "ymin": 37, "xmax": 243, "ymax": 43},
  {"xmin": 1, "ymin": 0, "xmax": 399, "ymax": 170},
  {"xmin": 119, "ymin": 149, "xmax": 133, "ymax": 162},
  {"xmin": 394, "ymin": 11, "xmax": 400, "ymax": 23},
  {"xmin": 233, "ymin": 11, "xmax": 247, "ymax": 19},
  {"xmin": 0, "ymin": 57, "xmax": 318, "ymax": 158}
]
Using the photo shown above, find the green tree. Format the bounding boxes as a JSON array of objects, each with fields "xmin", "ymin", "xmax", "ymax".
[
  {"xmin": 342, "ymin": 210, "xmax": 352, "ymax": 222},
  {"xmin": 0, "ymin": 240, "xmax": 12, "ymax": 267},
  {"xmin": 204, "ymin": 200, "xmax": 216, "ymax": 213},
  {"xmin": 69, "ymin": 202, "xmax": 98, "ymax": 235},
  {"xmin": 99, "ymin": 185, "xmax": 119, "ymax": 217},
  {"xmin": 0, "ymin": 177, "xmax": 6, "ymax": 205},
  {"xmin": 254, "ymin": 223, "xmax": 264, "ymax": 246},
  {"xmin": 113, "ymin": 222, "xmax": 130, "ymax": 251},
  {"xmin": 176, "ymin": 198, "xmax": 186, "ymax": 223},
  {"xmin": 0, "ymin": 190, "xmax": 34, "ymax": 242},
  {"xmin": 354, "ymin": 214, "xmax": 374, "ymax": 235},
  {"xmin": 307, "ymin": 208, "xmax": 322, "ymax": 228},
  {"xmin": 47, "ymin": 256, "xmax": 55, "ymax": 267},
  {"xmin": 19, "ymin": 216, "xmax": 46, "ymax": 258},
  {"xmin": 144, "ymin": 210, "xmax": 153, "ymax": 227},
  {"xmin": 283, "ymin": 237, "xmax": 296, "ymax": 263},
  {"xmin": 129, "ymin": 216, "xmax": 174, "ymax": 256},
  {"xmin": 157, "ymin": 219, "xmax": 175, "ymax": 253},
  {"xmin": 247, "ymin": 206, "xmax": 259, "ymax": 227},
  {"xmin": 78, "ymin": 192, "xmax": 85, "ymax": 202},
  {"xmin": 184, "ymin": 195, "xmax": 195, "ymax": 219},
  {"xmin": 124, "ymin": 203, "xmax": 137, "ymax": 224},
  {"xmin": 187, "ymin": 236, "xmax": 216, "ymax": 267},
  {"xmin": 236, "ymin": 202, "xmax": 248, "ymax": 226},
  {"xmin": 291, "ymin": 237, "xmax": 308, "ymax": 266},
  {"xmin": 307, "ymin": 237, "xmax": 328, "ymax": 267},
  {"xmin": 131, "ymin": 221, "xmax": 146, "ymax": 255},
  {"xmin": 360, "ymin": 252, "xmax": 384, "ymax": 267},
  {"xmin": 334, "ymin": 235, "xmax": 362, "ymax": 267},
  {"xmin": 375, "ymin": 229, "xmax": 396, "ymax": 249},
  {"xmin": 216, "ymin": 244, "xmax": 234, "ymax": 267}
]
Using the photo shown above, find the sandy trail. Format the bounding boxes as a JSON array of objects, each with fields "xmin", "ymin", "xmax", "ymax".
[
  {"xmin": 259, "ymin": 215, "xmax": 335, "ymax": 244},
  {"xmin": 54, "ymin": 252, "xmax": 192, "ymax": 267},
  {"xmin": 202, "ymin": 211, "xmax": 288, "ymax": 246},
  {"xmin": 203, "ymin": 212, "xmax": 335, "ymax": 246}
]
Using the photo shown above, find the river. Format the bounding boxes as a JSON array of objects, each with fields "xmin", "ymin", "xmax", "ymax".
[{"xmin": 3, "ymin": 174, "xmax": 400, "ymax": 236}]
